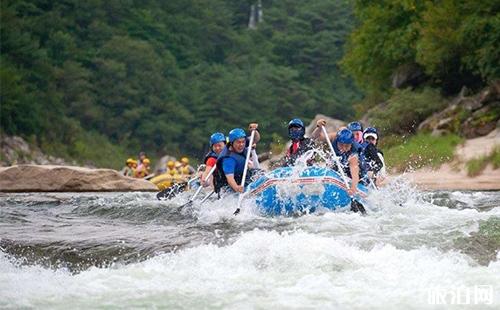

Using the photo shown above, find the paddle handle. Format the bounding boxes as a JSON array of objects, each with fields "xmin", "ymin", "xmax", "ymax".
[
  {"xmin": 321, "ymin": 126, "xmax": 350, "ymax": 188},
  {"xmin": 235, "ymin": 130, "xmax": 256, "ymax": 213},
  {"xmin": 188, "ymin": 164, "xmax": 217, "ymax": 202}
]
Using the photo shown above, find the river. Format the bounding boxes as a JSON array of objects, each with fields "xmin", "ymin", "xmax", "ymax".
[{"xmin": 1, "ymin": 179, "xmax": 499, "ymax": 309}]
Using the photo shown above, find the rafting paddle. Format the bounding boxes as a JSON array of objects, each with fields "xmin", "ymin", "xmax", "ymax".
[
  {"xmin": 156, "ymin": 176, "xmax": 198, "ymax": 200},
  {"xmin": 321, "ymin": 126, "xmax": 366, "ymax": 214},
  {"xmin": 233, "ymin": 129, "xmax": 256, "ymax": 215},
  {"xmin": 180, "ymin": 164, "xmax": 217, "ymax": 208},
  {"xmin": 199, "ymin": 190, "xmax": 215, "ymax": 204}
]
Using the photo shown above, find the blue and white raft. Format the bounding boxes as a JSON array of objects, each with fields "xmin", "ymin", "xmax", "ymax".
[{"xmin": 246, "ymin": 166, "xmax": 369, "ymax": 216}]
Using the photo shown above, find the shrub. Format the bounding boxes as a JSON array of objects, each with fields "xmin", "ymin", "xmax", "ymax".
[{"xmin": 369, "ymin": 88, "xmax": 448, "ymax": 135}]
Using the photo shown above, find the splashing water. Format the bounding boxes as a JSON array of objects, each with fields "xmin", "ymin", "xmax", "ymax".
[{"xmin": 1, "ymin": 178, "xmax": 499, "ymax": 308}]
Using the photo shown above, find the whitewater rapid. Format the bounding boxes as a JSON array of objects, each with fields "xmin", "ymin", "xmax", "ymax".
[{"xmin": 1, "ymin": 179, "xmax": 499, "ymax": 309}]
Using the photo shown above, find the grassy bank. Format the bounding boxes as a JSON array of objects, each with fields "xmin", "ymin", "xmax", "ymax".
[
  {"xmin": 466, "ymin": 147, "xmax": 500, "ymax": 176},
  {"xmin": 384, "ymin": 133, "xmax": 463, "ymax": 172}
]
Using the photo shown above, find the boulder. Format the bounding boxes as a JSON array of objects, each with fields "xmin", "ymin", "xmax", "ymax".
[
  {"xmin": 418, "ymin": 83, "xmax": 500, "ymax": 138},
  {"xmin": 153, "ymin": 155, "xmax": 177, "ymax": 174},
  {"xmin": 305, "ymin": 114, "xmax": 346, "ymax": 137},
  {"xmin": 1, "ymin": 134, "xmax": 77, "ymax": 166},
  {"xmin": 0, "ymin": 165, "xmax": 158, "ymax": 192},
  {"xmin": 462, "ymin": 105, "xmax": 500, "ymax": 138}
]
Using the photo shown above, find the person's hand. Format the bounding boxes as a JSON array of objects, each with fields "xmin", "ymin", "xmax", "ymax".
[
  {"xmin": 248, "ymin": 123, "xmax": 258, "ymax": 131},
  {"xmin": 235, "ymin": 185, "xmax": 244, "ymax": 193},
  {"xmin": 316, "ymin": 119, "xmax": 326, "ymax": 127},
  {"xmin": 248, "ymin": 161, "xmax": 254, "ymax": 168},
  {"xmin": 348, "ymin": 186, "xmax": 357, "ymax": 196},
  {"xmin": 375, "ymin": 176, "xmax": 385, "ymax": 188}
]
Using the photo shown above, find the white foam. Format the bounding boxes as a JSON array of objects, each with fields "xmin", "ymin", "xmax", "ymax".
[
  {"xmin": 2, "ymin": 180, "xmax": 500, "ymax": 308},
  {"xmin": 2, "ymin": 229, "xmax": 499, "ymax": 309}
]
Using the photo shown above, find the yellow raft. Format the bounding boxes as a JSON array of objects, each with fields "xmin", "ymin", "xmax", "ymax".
[{"xmin": 149, "ymin": 173, "xmax": 189, "ymax": 190}]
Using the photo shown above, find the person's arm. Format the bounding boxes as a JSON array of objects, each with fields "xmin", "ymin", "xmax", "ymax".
[
  {"xmin": 310, "ymin": 119, "xmax": 338, "ymax": 141},
  {"xmin": 310, "ymin": 119, "xmax": 326, "ymax": 140},
  {"xmin": 348, "ymin": 155, "xmax": 360, "ymax": 195},
  {"xmin": 202, "ymin": 158, "xmax": 217, "ymax": 187},
  {"xmin": 226, "ymin": 175, "xmax": 244, "ymax": 193}
]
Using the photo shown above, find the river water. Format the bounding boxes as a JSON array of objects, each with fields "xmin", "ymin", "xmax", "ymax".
[{"xmin": 1, "ymin": 178, "xmax": 499, "ymax": 309}]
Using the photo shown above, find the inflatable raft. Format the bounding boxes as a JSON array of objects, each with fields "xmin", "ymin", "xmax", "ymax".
[{"xmin": 246, "ymin": 166, "xmax": 369, "ymax": 215}]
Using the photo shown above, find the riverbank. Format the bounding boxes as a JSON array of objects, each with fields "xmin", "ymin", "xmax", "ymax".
[
  {"xmin": 391, "ymin": 128, "xmax": 500, "ymax": 191},
  {"xmin": 392, "ymin": 165, "xmax": 500, "ymax": 191}
]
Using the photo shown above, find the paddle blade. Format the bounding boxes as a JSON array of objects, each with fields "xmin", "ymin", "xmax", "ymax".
[
  {"xmin": 156, "ymin": 183, "xmax": 186, "ymax": 200},
  {"xmin": 350, "ymin": 199, "xmax": 366, "ymax": 214}
]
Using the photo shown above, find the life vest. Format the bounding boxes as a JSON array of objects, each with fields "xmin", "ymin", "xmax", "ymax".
[
  {"xmin": 283, "ymin": 137, "xmax": 314, "ymax": 167},
  {"xmin": 213, "ymin": 146, "xmax": 248, "ymax": 193},
  {"xmin": 331, "ymin": 138, "xmax": 367, "ymax": 181},
  {"xmin": 134, "ymin": 164, "xmax": 144, "ymax": 178},
  {"xmin": 181, "ymin": 166, "xmax": 192, "ymax": 175},
  {"xmin": 362, "ymin": 143, "xmax": 384, "ymax": 174},
  {"xmin": 166, "ymin": 168, "xmax": 178, "ymax": 176},
  {"xmin": 204, "ymin": 150, "xmax": 218, "ymax": 165}
]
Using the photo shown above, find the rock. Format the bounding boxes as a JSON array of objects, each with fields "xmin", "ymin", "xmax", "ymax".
[
  {"xmin": 418, "ymin": 83, "xmax": 500, "ymax": 138},
  {"xmin": 0, "ymin": 165, "xmax": 158, "ymax": 192},
  {"xmin": 418, "ymin": 104, "xmax": 458, "ymax": 132},
  {"xmin": 460, "ymin": 97, "xmax": 482, "ymax": 111},
  {"xmin": 153, "ymin": 155, "xmax": 177, "ymax": 174},
  {"xmin": 436, "ymin": 116, "xmax": 455, "ymax": 130},
  {"xmin": 1, "ymin": 134, "xmax": 75, "ymax": 166},
  {"xmin": 391, "ymin": 63, "xmax": 426, "ymax": 89},
  {"xmin": 305, "ymin": 114, "xmax": 346, "ymax": 137},
  {"xmin": 431, "ymin": 129, "xmax": 449, "ymax": 137},
  {"xmin": 462, "ymin": 104, "xmax": 500, "ymax": 138}
]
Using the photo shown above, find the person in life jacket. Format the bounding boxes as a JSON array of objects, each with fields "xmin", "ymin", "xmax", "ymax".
[
  {"xmin": 331, "ymin": 129, "xmax": 368, "ymax": 195},
  {"xmin": 135, "ymin": 158, "xmax": 151, "ymax": 178},
  {"xmin": 137, "ymin": 151, "xmax": 147, "ymax": 165},
  {"xmin": 166, "ymin": 160, "xmax": 178, "ymax": 176},
  {"xmin": 281, "ymin": 118, "xmax": 315, "ymax": 167},
  {"xmin": 361, "ymin": 127, "xmax": 385, "ymax": 186},
  {"xmin": 179, "ymin": 157, "xmax": 195, "ymax": 176},
  {"xmin": 348, "ymin": 121, "xmax": 364, "ymax": 144},
  {"xmin": 201, "ymin": 132, "xmax": 226, "ymax": 187},
  {"xmin": 121, "ymin": 158, "xmax": 136, "ymax": 177},
  {"xmin": 214, "ymin": 128, "xmax": 253, "ymax": 194}
]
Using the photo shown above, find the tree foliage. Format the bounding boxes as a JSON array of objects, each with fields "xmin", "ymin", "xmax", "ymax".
[
  {"xmin": 342, "ymin": 0, "xmax": 499, "ymax": 94},
  {"xmin": 0, "ymin": 0, "xmax": 361, "ymax": 165}
]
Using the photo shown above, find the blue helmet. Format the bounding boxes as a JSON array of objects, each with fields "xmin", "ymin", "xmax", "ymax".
[
  {"xmin": 288, "ymin": 118, "xmax": 305, "ymax": 140},
  {"xmin": 347, "ymin": 121, "xmax": 363, "ymax": 132},
  {"xmin": 363, "ymin": 127, "xmax": 378, "ymax": 140},
  {"xmin": 228, "ymin": 128, "xmax": 246, "ymax": 143},
  {"xmin": 210, "ymin": 132, "xmax": 226, "ymax": 146},
  {"xmin": 337, "ymin": 129, "xmax": 354, "ymax": 144},
  {"xmin": 288, "ymin": 118, "xmax": 304, "ymax": 129}
]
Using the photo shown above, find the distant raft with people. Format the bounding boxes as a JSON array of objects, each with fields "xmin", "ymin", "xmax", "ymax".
[
  {"xmin": 246, "ymin": 166, "xmax": 370, "ymax": 216},
  {"xmin": 150, "ymin": 173, "xmax": 189, "ymax": 191}
]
